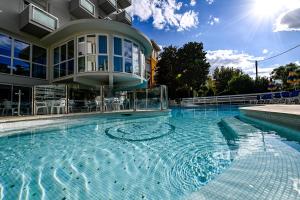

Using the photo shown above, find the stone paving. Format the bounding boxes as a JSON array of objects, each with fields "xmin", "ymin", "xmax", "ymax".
[
  {"xmin": 240, "ymin": 105, "xmax": 300, "ymax": 130},
  {"xmin": 187, "ymin": 117, "xmax": 300, "ymax": 200}
]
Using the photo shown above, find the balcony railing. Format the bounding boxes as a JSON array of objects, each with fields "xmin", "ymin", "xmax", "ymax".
[
  {"xmin": 116, "ymin": 10, "xmax": 132, "ymax": 25},
  {"xmin": 20, "ymin": 4, "xmax": 59, "ymax": 37},
  {"xmin": 117, "ymin": 0, "xmax": 132, "ymax": 9},
  {"xmin": 98, "ymin": 0, "xmax": 117, "ymax": 15},
  {"xmin": 70, "ymin": 0, "xmax": 95, "ymax": 18}
]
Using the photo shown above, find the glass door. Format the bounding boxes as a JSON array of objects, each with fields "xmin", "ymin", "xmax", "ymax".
[{"xmin": 12, "ymin": 86, "xmax": 32, "ymax": 116}]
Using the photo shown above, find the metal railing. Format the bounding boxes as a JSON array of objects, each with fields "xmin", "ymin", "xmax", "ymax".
[{"xmin": 181, "ymin": 91, "xmax": 300, "ymax": 106}]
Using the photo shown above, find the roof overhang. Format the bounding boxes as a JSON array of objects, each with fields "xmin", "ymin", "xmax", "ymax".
[{"xmin": 40, "ymin": 19, "xmax": 153, "ymax": 56}]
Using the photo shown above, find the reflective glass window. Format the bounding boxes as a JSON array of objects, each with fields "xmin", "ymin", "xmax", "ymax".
[
  {"xmin": 98, "ymin": 55, "xmax": 108, "ymax": 71},
  {"xmin": 124, "ymin": 40, "xmax": 132, "ymax": 73},
  {"xmin": 133, "ymin": 44, "xmax": 139, "ymax": 75},
  {"xmin": 99, "ymin": 35, "xmax": 107, "ymax": 54},
  {"xmin": 0, "ymin": 34, "xmax": 12, "ymax": 57},
  {"xmin": 68, "ymin": 41, "xmax": 74, "ymax": 59},
  {"xmin": 14, "ymin": 40, "xmax": 30, "ymax": 60},
  {"xmin": 54, "ymin": 47, "xmax": 59, "ymax": 64},
  {"xmin": 67, "ymin": 60, "xmax": 74, "ymax": 75},
  {"xmin": 78, "ymin": 57, "xmax": 85, "ymax": 72},
  {"xmin": 60, "ymin": 62, "xmax": 66, "ymax": 77},
  {"xmin": 60, "ymin": 44, "xmax": 66, "ymax": 61},
  {"xmin": 54, "ymin": 65, "xmax": 59, "ymax": 79},
  {"xmin": 114, "ymin": 56, "xmax": 123, "ymax": 72},
  {"xmin": 13, "ymin": 59, "xmax": 30, "ymax": 76},
  {"xmin": 0, "ymin": 56, "xmax": 11, "ymax": 74},
  {"xmin": 114, "ymin": 37, "xmax": 122, "ymax": 56},
  {"xmin": 32, "ymin": 45, "xmax": 47, "ymax": 65},
  {"xmin": 32, "ymin": 64, "xmax": 46, "ymax": 79}
]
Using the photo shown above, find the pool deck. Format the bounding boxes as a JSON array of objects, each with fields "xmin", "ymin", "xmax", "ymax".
[
  {"xmin": 239, "ymin": 105, "xmax": 300, "ymax": 130},
  {"xmin": 187, "ymin": 117, "xmax": 300, "ymax": 200},
  {"xmin": 0, "ymin": 110, "xmax": 170, "ymax": 135}
]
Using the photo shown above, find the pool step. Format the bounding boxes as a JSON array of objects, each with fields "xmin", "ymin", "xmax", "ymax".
[{"xmin": 221, "ymin": 117, "xmax": 263, "ymax": 136}]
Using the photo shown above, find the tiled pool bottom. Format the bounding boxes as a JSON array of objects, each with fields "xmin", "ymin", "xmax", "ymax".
[
  {"xmin": 0, "ymin": 107, "xmax": 300, "ymax": 200},
  {"xmin": 188, "ymin": 118, "xmax": 300, "ymax": 200}
]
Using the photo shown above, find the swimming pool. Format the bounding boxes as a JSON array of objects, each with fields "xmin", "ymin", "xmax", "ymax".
[{"xmin": 0, "ymin": 106, "xmax": 299, "ymax": 200}]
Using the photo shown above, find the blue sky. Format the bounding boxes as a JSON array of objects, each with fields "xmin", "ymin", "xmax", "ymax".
[{"xmin": 129, "ymin": 0, "xmax": 300, "ymax": 77}]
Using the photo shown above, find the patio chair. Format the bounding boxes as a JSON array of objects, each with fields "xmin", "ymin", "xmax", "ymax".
[
  {"xmin": 288, "ymin": 90, "xmax": 300, "ymax": 104},
  {"xmin": 273, "ymin": 93, "xmax": 282, "ymax": 104},
  {"xmin": 261, "ymin": 94, "xmax": 273, "ymax": 104},
  {"xmin": 51, "ymin": 99, "xmax": 66, "ymax": 114},
  {"xmin": 35, "ymin": 101, "xmax": 48, "ymax": 115},
  {"xmin": 2, "ymin": 100, "xmax": 17, "ymax": 116},
  {"xmin": 112, "ymin": 98, "xmax": 121, "ymax": 111}
]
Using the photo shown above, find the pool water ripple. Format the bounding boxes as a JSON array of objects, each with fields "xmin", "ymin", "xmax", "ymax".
[{"xmin": 0, "ymin": 107, "xmax": 242, "ymax": 200}]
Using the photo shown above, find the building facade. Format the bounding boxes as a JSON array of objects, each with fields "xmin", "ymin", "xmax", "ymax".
[
  {"xmin": 0, "ymin": 0, "xmax": 154, "ymax": 115},
  {"xmin": 148, "ymin": 40, "xmax": 161, "ymax": 88}
]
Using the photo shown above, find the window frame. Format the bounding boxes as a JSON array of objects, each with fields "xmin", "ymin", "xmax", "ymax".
[
  {"xmin": 53, "ymin": 39, "xmax": 75, "ymax": 79},
  {"xmin": 76, "ymin": 34, "xmax": 109, "ymax": 73},
  {"xmin": 0, "ymin": 32, "xmax": 48, "ymax": 80}
]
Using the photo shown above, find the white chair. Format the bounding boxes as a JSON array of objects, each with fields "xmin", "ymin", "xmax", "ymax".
[
  {"xmin": 51, "ymin": 99, "xmax": 66, "ymax": 114},
  {"xmin": 35, "ymin": 101, "xmax": 48, "ymax": 115},
  {"xmin": 2, "ymin": 100, "xmax": 17, "ymax": 116}
]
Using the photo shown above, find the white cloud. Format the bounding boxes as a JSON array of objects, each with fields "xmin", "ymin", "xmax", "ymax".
[
  {"xmin": 206, "ymin": 50, "xmax": 272, "ymax": 77},
  {"xmin": 190, "ymin": 0, "xmax": 196, "ymax": 6},
  {"xmin": 206, "ymin": 0, "xmax": 214, "ymax": 5},
  {"xmin": 208, "ymin": 15, "xmax": 220, "ymax": 26},
  {"xmin": 262, "ymin": 49, "xmax": 269, "ymax": 54},
  {"xmin": 128, "ymin": 0, "xmax": 199, "ymax": 31},
  {"xmin": 274, "ymin": 7, "xmax": 300, "ymax": 31}
]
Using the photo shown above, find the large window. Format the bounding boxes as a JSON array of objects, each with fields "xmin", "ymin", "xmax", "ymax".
[
  {"xmin": 114, "ymin": 37, "xmax": 123, "ymax": 72},
  {"xmin": 0, "ymin": 34, "xmax": 47, "ymax": 79},
  {"xmin": 77, "ymin": 34, "xmax": 108, "ymax": 73},
  {"xmin": 124, "ymin": 39, "xmax": 133, "ymax": 73},
  {"xmin": 53, "ymin": 40, "xmax": 74, "ymax": 79},
  {"xmin": 0, "ymin": 34, "xmax": 12, "ymax": 74},
  {"xmin": 133, "ymin": 44, "xmax": 139, "ymax": 75},
  {"xmin": 32, "ymin": 45, "xmax": 47, "ymax": 79},
  {"xmin": 98, "ymin": 35, "xmax": 108, "ymax": 71}
]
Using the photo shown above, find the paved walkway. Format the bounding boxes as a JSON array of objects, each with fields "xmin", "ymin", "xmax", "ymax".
[
  {"xmin": 187, "ymin": 117, "xmax": 300, "ymax": 200},
  {"xmin": 240, "ymin": 105, "xmax": 300, "ymax": 130}
]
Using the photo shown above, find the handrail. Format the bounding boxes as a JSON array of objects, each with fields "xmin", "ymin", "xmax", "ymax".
[{"xmin": 181, "ymin": 91, "xmax": 296, "ymax": 106}]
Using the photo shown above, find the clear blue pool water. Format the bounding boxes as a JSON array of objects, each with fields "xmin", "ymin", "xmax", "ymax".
[{"xmin": 0, "ymin": 106, "xmax": 298, "ymax": 200}]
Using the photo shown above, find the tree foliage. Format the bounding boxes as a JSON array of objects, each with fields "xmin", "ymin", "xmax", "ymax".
[
  {"xmin": 228, "ymin": 74, "xmax": 254, "ymax": 94},
  {"xmin": 155, "ymin": 42, "xmax": 210, "ymax": 98},
  {"xmin": 271, "ymin": 63, "xmax": 300, "ymax": 90},
  {"xmin": 213, "ymin": 66, "xmax": 242, "ymax": 95}
]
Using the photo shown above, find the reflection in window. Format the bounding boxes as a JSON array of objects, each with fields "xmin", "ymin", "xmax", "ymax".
[
  {"xmin": 114, "ymin": 57, "xmax": 122, "ymax": 72},
  {"xmin": 68, "ymin": 41, "xmax": 74, "ymax": 59},
  {"xmin": 114, "ymin": 37, "xmax": 122, "ymax": 56},
  {"xmin": 114, "ymin": 37, "xmax": 123, "ymax": 72},
  {"xmin": 13, "ymin": 59, "xmax": 30, "ymax": 76},
  {"xmin": 87, "ymin": 55, "xmax": 96, "ymax": 71},
  {"xmin": 14, "ymin": 40, "xmax": 30, "ymax": 60},
  {"xmin": 124, "ymin": 40, "xmax": 132, "ymax": 73},
  {"xmin": 0, "ymin": 34, "xmax": 12, "ymax": 57},
  {"xmin": 78, "ymin": 57, "xmax": 85, "ymax": 72},
  {"xmin": 60, "ymin": 62, "xmax": 66, "ymax": 77},
  {"xmin": 32, "ymin": 64, "xmax": 46, "ymax": 79},
  {"xmin": 60, "ymin": 44, "xmax": 66, "ymax": 61},
  {"xmin": 54, "ymin": 47, "xmax": 59, "ymax": 64},
  {"xmin": 99, "ymin": 35, "xmax": 107, "ymax": 54},
  {"xmin": 32, "ymin": 45, "xmax": 47, "ymax": 65},
  {"xmin": 68, "ymin": 60, "xmax": 74, "ymax": 75},
  {"xmin": 87, "ymin": 35, "xmax": 96, "ymax": 54},
  {"xmin": 98, "ymin": 56, "xmax": 108, "ymax": 71},
  {"xmin": 133, "ymin": 44, "xmax": 139, "ymax": 75},
  {"xmin": 53, "ymin": 40, "xmax": 74, "ymax": 79},
  {"xmin": 0, "ymin": 56, "xmax": 11, "ymax": 74},
  {"xmin": 78, "ymin": 37, "xmax": 85, "ymax": 56},
  {"xmin": 54, "ymin": 65, "xmax": 59, "ymax": 79}
]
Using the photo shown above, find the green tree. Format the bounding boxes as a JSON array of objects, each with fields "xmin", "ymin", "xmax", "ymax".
[
  {"xmin": 271, "ymin": 63, "xmax": 300, "ymax": 89},
  {"xmin": 254, "ymin": 77, "xmax": 269, "ymax": 93},
  {"xmin": 177, "ymin": 42, "xmax": 210, "ymax": 97},
  {"xmin": 213, "ymin": 66, "xmax": 242, "ymax": 95},
  {"xmin": 155, "ymin": 46, "xmax": 178, "ymax": 98},
  {"xmin": 228, "ymin": 74, "xmax": 255, "ymax": 94},
  {"xmin": 155, "ymin": 42, "xmax": 210, "ymax": 98}
]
